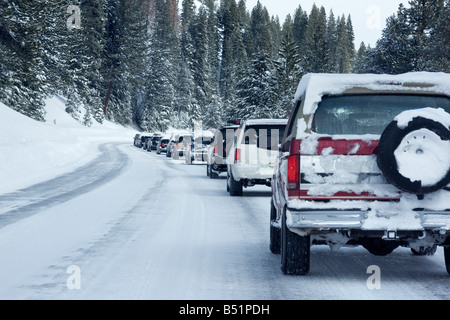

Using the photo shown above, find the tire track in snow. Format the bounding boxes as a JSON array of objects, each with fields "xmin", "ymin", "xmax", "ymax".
[{"xmin": 0, "ymin": 143, "xmax": 129, "ymax": 228}]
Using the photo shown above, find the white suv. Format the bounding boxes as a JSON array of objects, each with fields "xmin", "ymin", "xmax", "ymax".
[{"xmin": 227, "ymin": 119, "xmax": 288, "ymax": 196}]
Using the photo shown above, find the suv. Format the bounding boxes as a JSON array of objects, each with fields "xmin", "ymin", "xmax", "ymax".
[
  {"xmin": 133, "ymin": 134, "xmax": 141, "ymax": 147},
  {"xmin": 166, "ymin": 131, "xmax": 192, "ymax": 158},
  {"xmin": 271, "ymin": 72, "xmax": 450, "ymax": 275},
  {"xmin": 151, "ymin": 134, "xmax": 162, "ymax": 150},
  {"xmin": 185, "ymin": 133, "xmax": 214, "ymax": 164},
  {"xmin": 227, "ymin": 119, "xmax": 288, "ymax": 196},
  {"xmin": 206, "ymin": 125, "xmax": 239, "ymax": 178},
  {"xmin": 157, "ymin": 137, "xmax": 170, "ymax": 154}
]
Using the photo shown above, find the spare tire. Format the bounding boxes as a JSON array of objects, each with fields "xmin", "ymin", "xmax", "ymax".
[{"xmin": 377, "ymin": 115, "xmax": 450, "ymax": 194}]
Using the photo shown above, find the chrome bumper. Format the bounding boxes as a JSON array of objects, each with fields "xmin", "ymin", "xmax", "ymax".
[{"xmin": 287, "ymin": 208, "xmax": 450, "ymax": 231}]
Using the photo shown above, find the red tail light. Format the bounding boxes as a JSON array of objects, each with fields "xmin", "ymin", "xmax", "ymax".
[
  {"xmin": 287, "ymin": 155, "xmax": 299, "ymax": 190},
  {"xmin": 235, "ymin": 148, "xmax": 241, "ymax": 164},
  {"xmin": 214, "ymin": 145, "xmax": 219, "ymax": 155}
]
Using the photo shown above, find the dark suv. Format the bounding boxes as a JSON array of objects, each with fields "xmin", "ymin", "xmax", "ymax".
[
  {"xmin": 271, "ymin": 72, "xmax": 450, "ymax": 275},
  {"xmin": 206, "ymin": 124, "xmax": 239, "ymax": 178}
]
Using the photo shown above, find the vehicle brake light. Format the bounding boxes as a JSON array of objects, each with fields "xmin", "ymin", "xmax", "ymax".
[
  {"xmin": 235, "ymin": 148, "xmax": 241, "ymax": 164},
  {"xmin": 287, "ymin": 155, "xmax": 299, "ymax": 190},
  {"xmin": 214, "ymin": 145, "xmax": 219, "ymax": 155}
]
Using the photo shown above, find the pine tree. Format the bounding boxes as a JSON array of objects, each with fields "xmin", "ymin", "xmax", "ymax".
[
  {"xmin": 292, "ymin": 5, "xmax": 308, "ymax": 48},
  {"xmin": 374, "ymin": 6, "xmax": 413, "ymax": 74},
  {"xmin": 104, "ymin": 0, "xmax": 150, "ymax": 127},
  {"xmin": 336, "ymin": 15, "xmax": 351, "ymax": 73},
  {"xmin": 80, "ymin": 0, "xmax": 107, "ymax": 124},
  {"xmin": 143, "ymin": 0, "xmax": 179, "ymax": 132},
  {"xmin": 354, "ymin": 42, "xmax": 367, "ymax": 73},
  {"xmin": 218, "ymin": 0, "xmax": 247, "ymax": 117},
  {"xmin": 246, "ymin": 1, "xmax": 273, "ymax": 59},
  {"xmin": 235, "ymin": 53, "xmax": 274, "ymax": 119},
  {"xmin": 346, "ymin": 15, "xmax": 356, "ymax": 71},
  {"xmin": 326, "ymin": 10, "xmax": 337, "ymax": 72},
  {"xmin": 0, "ymin": 0, "xmax": 48, "ymax": 121},
  {"xmin": 429, "ymin": 0, "xmax": 450, "ymax": 71},
  {"xmin": 303, "ymin": 4, "xmax": 328, "ymax": 73},
  {"xmin": 272, "ymin": 26, "xmax": 302, "ymax": 118}
]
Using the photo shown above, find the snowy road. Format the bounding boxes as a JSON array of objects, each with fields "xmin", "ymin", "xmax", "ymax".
[{"xmin": 0, "ymin": 142, "xmax": 448, "ymax": 300}]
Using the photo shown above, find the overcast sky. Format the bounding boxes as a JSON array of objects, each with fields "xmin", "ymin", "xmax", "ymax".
[{"xmin": 245, "ymin": 0, "xmax": 408, "ymax": 48}]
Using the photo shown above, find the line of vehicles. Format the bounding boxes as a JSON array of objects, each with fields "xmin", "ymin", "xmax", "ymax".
[{"xmin": 133, "ymin": 71, "xmax": 450, "ymax": 276}]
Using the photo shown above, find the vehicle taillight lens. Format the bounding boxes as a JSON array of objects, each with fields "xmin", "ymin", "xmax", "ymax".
[
  {"xmin": 287, "ymin": 155, "xmax": 299, "ymax": 190},
  {"xmin": 214, "ymin": 145, "xmax": 219, "ymax": 155},
  {"xmin": 235, "ymin": 148, "xmax": 241, "ymax": 164}
]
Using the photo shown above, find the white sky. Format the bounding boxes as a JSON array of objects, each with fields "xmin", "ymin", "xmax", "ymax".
[{"xmin": 245, "ymin": 0, "xmax": 408, "ymax": 48}]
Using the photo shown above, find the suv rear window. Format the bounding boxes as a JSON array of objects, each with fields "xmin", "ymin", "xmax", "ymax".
[
  {"xmin": 242, "ymin": 125, "xmax": 286, "ymax": 150},
  {"xmin": 313, "ymin": 94, "xmax": 450, "ymax": 135}
]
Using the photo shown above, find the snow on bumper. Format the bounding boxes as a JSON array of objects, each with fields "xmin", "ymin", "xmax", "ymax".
[
  {"xmin": 286, "ymin": 188, "xmax": 450, "ymax": 233},
  {"xmin": 286, "ymin": 205, "xmax": 450, "ymax": 233},
  {"xmin": 232, "ymin": 164, "xmax": 275, "ymax": 180}
]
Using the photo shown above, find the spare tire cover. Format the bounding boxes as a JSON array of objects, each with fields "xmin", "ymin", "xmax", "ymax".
[{"xmin": 377, "ymin": 115, "xmax": 450, "ymax": 194}]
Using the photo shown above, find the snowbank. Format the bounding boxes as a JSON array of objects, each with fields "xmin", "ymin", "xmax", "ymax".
[{"xmin": 0, "ymin": 97, "xmax": 136, "ymax": 194}]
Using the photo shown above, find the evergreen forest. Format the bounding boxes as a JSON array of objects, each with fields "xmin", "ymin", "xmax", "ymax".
[{"xmin": 0, "ymin": 0, "xmax": 449, "ymax": 132}]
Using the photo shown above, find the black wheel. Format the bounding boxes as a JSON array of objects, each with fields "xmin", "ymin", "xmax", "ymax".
[
  {"xmin": 411, "ymin": 245, "xmax": 437, "ymax": 256},
  {"xmin": 377, "ymin": 115, "xmax": 450, "ymax": 194},
  {"xmin": 444, "ymin": 247, "xmax": 450, "ymax": 274},
  {"xmin": 209, "ymin": 166, "xmax": 216, "ymax": 179},
  {"xmin": 280, "ymin": 208, "xmax": 310, "ymax": 275},
  {"xmin": 228, "ymin": 169, "xmax": 243, "ymax": 196},
  {"xmin": 206, "ymin": 165, "xmax": 210, "ymax": 177},
  {"xmin": 270, "ymin": 200, "xmax": 281, "ymax": 254}
]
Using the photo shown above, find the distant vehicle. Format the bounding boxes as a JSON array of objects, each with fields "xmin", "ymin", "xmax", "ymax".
[
  {"xmin": 143, "ymin": 137, "xmax": 152, "ymax": 151},
  {"xmin": 133, "ymin": 134, "xmax": 141, "ymax": 147},
  {"xmin": 151, "ymin": 135, "xmax": 162, "ymax": 150},
  {"xmin": 166, "ymin": 139, "xmax": 175, "ymax": 157},
  {"xmin": 206, "ymin": 125, "xmax": 239, "ymax": 178},
  {"xmin": 271, "ymin": 72, "xmax": 450, "ymax": 276},
  {"xmin": 185, "ymin": 134, "xmax": 214, "ymax": 164},
  {"xmin": 166, "ymin": 131, "xmax": 191, "ymax": 158},
  {"xmin": 157, "ymin": 138, "xmax": 170, "ymax": 154},
  {"xmin": 226, "ymin": 118, "xmax": 288, "ymax": 196},
  {"xmin": 138, "ymin": 136, "xmax": 151, "ymax": 149}
]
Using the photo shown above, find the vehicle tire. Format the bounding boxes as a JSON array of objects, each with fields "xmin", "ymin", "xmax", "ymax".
[
  {"xmin": 377, "ymin": 115, "xmax": 450, "ymax": 195},
  {"xmin": 270, "ymin": 200, "xmax": 281, "ymax": 254},
  {"xmin": 281, "ymin": 208, "xmax": 310, "ymax": 275},
  {"xmin": 206, "ymin": 165, "xmax": 210, "ymax": 177},
  {"xmin": 445, "ymin": 247, "xmax": 450, "ymax": 275},
  {"xmin": 209, "ymin": 166, "xmax": 216, "ymax": 179},
  {"xmin": 228, "ymin": 169, "xmax": 243, "ymax": 196},
  {"xmin": 411, "ymin": 245, "xmax": 437, "ymax": 256}
]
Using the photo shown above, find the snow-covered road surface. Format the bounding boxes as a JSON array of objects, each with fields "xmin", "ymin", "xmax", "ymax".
[{"xmin": 0, "ymin": 143, "xmax": 448, "ymax": 300}]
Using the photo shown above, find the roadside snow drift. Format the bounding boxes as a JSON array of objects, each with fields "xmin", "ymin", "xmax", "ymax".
[{"xmin": 0, "ymin": 97, "xmax": 135, "ymax": 194}]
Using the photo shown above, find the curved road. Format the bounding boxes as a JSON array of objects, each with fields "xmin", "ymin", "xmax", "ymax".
[{"xmin": 0, "ymin": 142, "xmax": 448, "ymax": 300}]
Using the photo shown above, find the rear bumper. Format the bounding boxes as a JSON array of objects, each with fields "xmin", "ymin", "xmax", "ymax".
[
  {"xmin": 231, "ymin": 164, "xmax": 275, "ymax": 180},
  {"xmin": 286, "ymin": 207, "xmax": 450, "ymax": 233}
]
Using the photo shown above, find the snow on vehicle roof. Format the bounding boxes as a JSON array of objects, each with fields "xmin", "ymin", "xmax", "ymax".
[
  {"xmin": 244, "ymin": 118, "xmax": 288, "ymax": 126},
  {"xmin": 295, "ymin": 72, "xmax": 450, "ymax": 116}
]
